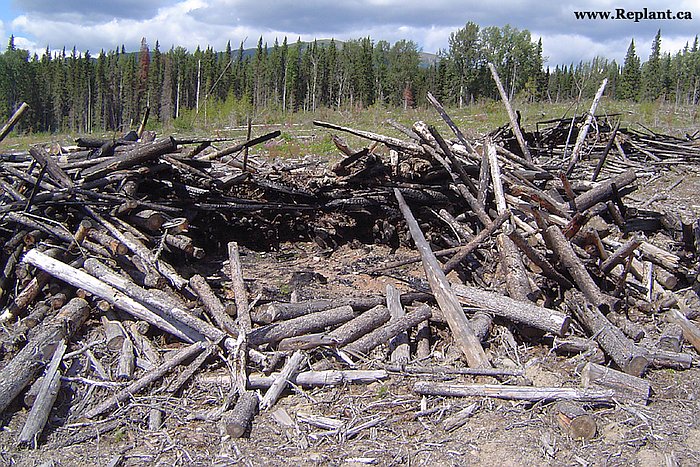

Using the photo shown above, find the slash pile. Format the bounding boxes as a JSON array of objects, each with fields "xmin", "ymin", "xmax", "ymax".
[{"xmin": 0, "ymin": 91, "xmax": 699, "ymax": 455}]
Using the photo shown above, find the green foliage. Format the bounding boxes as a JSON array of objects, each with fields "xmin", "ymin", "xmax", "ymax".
[
  {"xmin": 619, "ymin": 40, "xmax": 641, "ymax": 101},
  {"xmin": 1, "ymin": 27, "xmax": 699, "ymax": 135}
]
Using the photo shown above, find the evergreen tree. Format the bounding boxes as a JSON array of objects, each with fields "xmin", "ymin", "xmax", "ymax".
[
  {"xmin": 619, "ymin": 39, "xmax": 641, "ymax": 100},
  {"xmin": 642, "ymin": 30, "xmax": 662, "ymax": 100}
]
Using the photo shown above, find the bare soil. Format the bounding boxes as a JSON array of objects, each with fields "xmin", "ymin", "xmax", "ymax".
[{"xmin": 2, "ymin": 158, "xmax": 700, "ymax": 467}]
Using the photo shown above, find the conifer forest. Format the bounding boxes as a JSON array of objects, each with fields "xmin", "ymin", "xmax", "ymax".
[{"xmin": 0, "ymin": 22, "xmax": 698, "ymax": 134}]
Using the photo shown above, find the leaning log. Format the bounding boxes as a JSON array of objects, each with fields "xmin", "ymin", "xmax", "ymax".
[
  {"xmin": 395, "ymin": 188, "xmax": 491, "ymax": 368},
  {"xmin": 0, "ymin": 298, "xmax": 89, "ymax": 414}
]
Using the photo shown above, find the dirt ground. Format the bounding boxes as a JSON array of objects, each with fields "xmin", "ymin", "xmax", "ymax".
[{"xmin": 2, "ymin": 153, "xmax": 700, "ymax": 466}]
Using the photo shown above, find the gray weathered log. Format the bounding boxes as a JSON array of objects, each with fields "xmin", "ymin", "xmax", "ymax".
[
  {"xmin": 580, "ymin": 362, "xmax": 651, "ymax": 404},
  {"xmin": 452, "ymin": 283, "xmax": 570, "ymax": 336},
  {"xmin": 17, "ymin": 339, "xmax": 67, "ymax": 447},
  {"xmin": 248, "ymin": 305, "xmax": 357, "ymax": 346},
  {"xmin": 342, "ymin": 304, "xmax": 432, "ymax": 356},
  {"xmin": 260, "ymin": 350, "xmax": 306, "ymax": 411},
  {"xmin": 395, "ymin": 188, "xmax": 490, "ymax": 368},
  {"xmin": 0, "ymin": 298, "xmax": 89, "ymax": 414},
  {"xmin": 566, "ymin": 78, "xmax": 608, "ymax": 176},
  {"xmin": 221, "ymin": 391, "xmax": 259, "ymax": 438},
  {"xmin": 487, "ymin": 63, "xmax": 532, "ymax": 162},
  {"xmin": 414, "ymin": 382, "xmax": 614, "ymax": 403},
  {"xmin": 84, "ymin": 341, "xmax": 206, "ymax": 418}
]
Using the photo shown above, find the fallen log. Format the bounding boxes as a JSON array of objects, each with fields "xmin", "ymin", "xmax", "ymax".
[
  {"xmin": 0, "ymin": 298, "xmax": 89, "ymax": 414},
  {"xmin": 414, "ymin": 382, "xmax": 614, "ymax": 403},
  {"xmin": 395, "ymin": 188, "xmax": 490, "ymax": 368},
  {"xmin": 84, "ymin": 341, "xmax": 207, "ymax": 419}
]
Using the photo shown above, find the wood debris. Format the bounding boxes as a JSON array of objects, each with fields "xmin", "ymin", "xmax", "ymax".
[{"xmin": 1, "ymin": 89, "xmax": 699, "ymax": 452}]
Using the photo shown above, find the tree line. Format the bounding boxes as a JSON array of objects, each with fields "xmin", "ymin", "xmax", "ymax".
[{"xmin": 0, "ymin": 23, "xmax": 698, "ymax": 134}]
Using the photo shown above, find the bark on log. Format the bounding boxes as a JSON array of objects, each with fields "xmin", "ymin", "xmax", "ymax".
[
  {"xmin": 81, "ymin": 137, "xmax": 176, "ymax": 181},
  {"xmin": 545, "ymin": 224, "xmax": 618, "ymax": 312},
  {"xmin": 17, "ymin": 339, "xmax": 66, "ymax": 447},
  {"xmin": 221, "ymin": 391, "xmax": 259, "ymax": 438},
  {"xmin": 580, "ymin": 362, "xmax": 651, "ymax": 404},
  {"xmin": 414, "ymin": 382, "xmax": 614, "ymax": 403},
  {"xmin": 574, "ymin": 169, "xmax": 637, "ymax": 212},
  {"xmin": 252, "ymin": 294, "xmax": 431, "ymax": 324},
  {"xmin": 666, "ymin": 308, "xmax": 700, "ymax": 353},
  {"xmin": 342, "ymin": 304, "xmax": 432, "ymax": 356},
  {"xmin": 0, "ymin": 298, "xmax": 89, "ymax": 414},
  {"xmin": 395, "ymin": 188, "xmax": 490, "ymax": 368},
  {"xmin": 276, "ymin": 304, "xmax": 391, "ymax": 351},
  {"xmin": 507, "ymin": 228, "xmax": 574, "ymax": 289},
  {"xmin": 451, "ymin": 283, "xmax": 570, "ymax": 336},
  {"xmin": 387, "ymin": 284, "xmax": 410, "ymax": 364},
  {"xmin": 554, "ymin": 401, "xmax": 597, "ymax": 440},
  {"xmin": 248, "ymin": 305, "xmax": 357, "ymax": 346},
  {"xmin": 29, "ymin": 146, "xmax": 74, "ymax": 189},
  {"xmin": 189, "ymin": 274, "xmax": 238, "ymax": 337},
  {"xmin": 567, "ymin": 292, "xmax": 649, "ymax": 376}
]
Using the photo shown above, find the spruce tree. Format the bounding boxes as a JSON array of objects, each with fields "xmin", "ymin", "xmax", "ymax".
[{"xmin": 618, "ymin": 39, "xmax": 641, "ymax": 100}]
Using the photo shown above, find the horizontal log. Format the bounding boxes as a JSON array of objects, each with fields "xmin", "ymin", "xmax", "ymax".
[
  {"xmin": 413, "ymin": 382, "xmax": 614, "ymax": 403},
  {"xmin": 451, "ymin": 283, "xmax": 570, "ymax": 336}
]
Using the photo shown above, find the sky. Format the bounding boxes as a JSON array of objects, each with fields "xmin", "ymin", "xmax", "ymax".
[{"xmin": 0, "ymin": 0, "xmax": 698, "ymax": 67}]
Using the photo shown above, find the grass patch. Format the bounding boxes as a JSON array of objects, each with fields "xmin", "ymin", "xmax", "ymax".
[{"xmin": 2, "ymin": 100, "xmax": 696, "ymax": 157}]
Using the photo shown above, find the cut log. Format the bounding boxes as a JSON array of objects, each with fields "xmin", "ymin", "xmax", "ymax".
[
  {"xmin": 554, "ymin": 401, "xmax": 597, "ymax": 440},
  {"xmin": 580, "ymin": 362, "xmax": 651, "ymax": 404},
  {"xmin": 395, "ymin": 188, "xmax": 490, "ymax": 368},
  {"xmin": 221, "ymin": 391, "xmax": 259, "ymax": 438},
  {"xmin": 342, "ymin": 304, "xmax": 432, "ymax": 356},
  {"xmin": 84, "ymin": 341, "xmax": 206, "ymax": 419},
  {"xmin": 487, "ymin": 63, "xmax": 532, "ymax": 163},
  {"xmin": 260, "ymin": 350, "xmax": 306, "ymax": 411},
  {"xmin": 666, "ymin": 308, "xmax": 700, "ymax": 353},
  {"xmin": 567, "ymin": 291, "xmax": 648, "ymax": 376},
  {"xmin": 414, "ymin": 382, "xmax": 614, "ymax": 403},
  {"xmin": 248, "ymin": 305, "xmax": 357, "ymax": 346},
  {"xmin": 387, "ymin": 284, "xmax": 410, "ymax": 364},
  {"xmin": 0, "ymin": 298, "xmax": 89, "ymax": 414},
  {"xmin": 17, "ymin": 339, "xmax": 67, "ymax": 447},
  {"xmin": 566, "ymin": 78, "xmax": 608, "ymax": 176},
  {"xmin": 276, "ymin": 304, "xmax": 391, "ymax": 351},
  {"xmin": 451, "ymin": 283, "xmax": 570, "ymax": 336}
]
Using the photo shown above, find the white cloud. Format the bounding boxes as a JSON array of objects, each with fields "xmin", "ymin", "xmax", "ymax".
[{"xmin": 3, "ymin": 0, "xmax": 697, "ymax": 65}]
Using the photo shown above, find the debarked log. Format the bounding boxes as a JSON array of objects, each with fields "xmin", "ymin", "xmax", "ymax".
[
  {"xmin": 22, "ymin": 249, "xmax": 201, "ymax": 343},
  {"xmin": 413, "ymin": 382, "xmax": 614, "ymax": 403}
]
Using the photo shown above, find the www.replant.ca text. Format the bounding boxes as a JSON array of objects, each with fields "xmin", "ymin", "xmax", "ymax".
[{"xmin": 574, "ymin": 8, "xmax": 692, "ymax": 22}]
